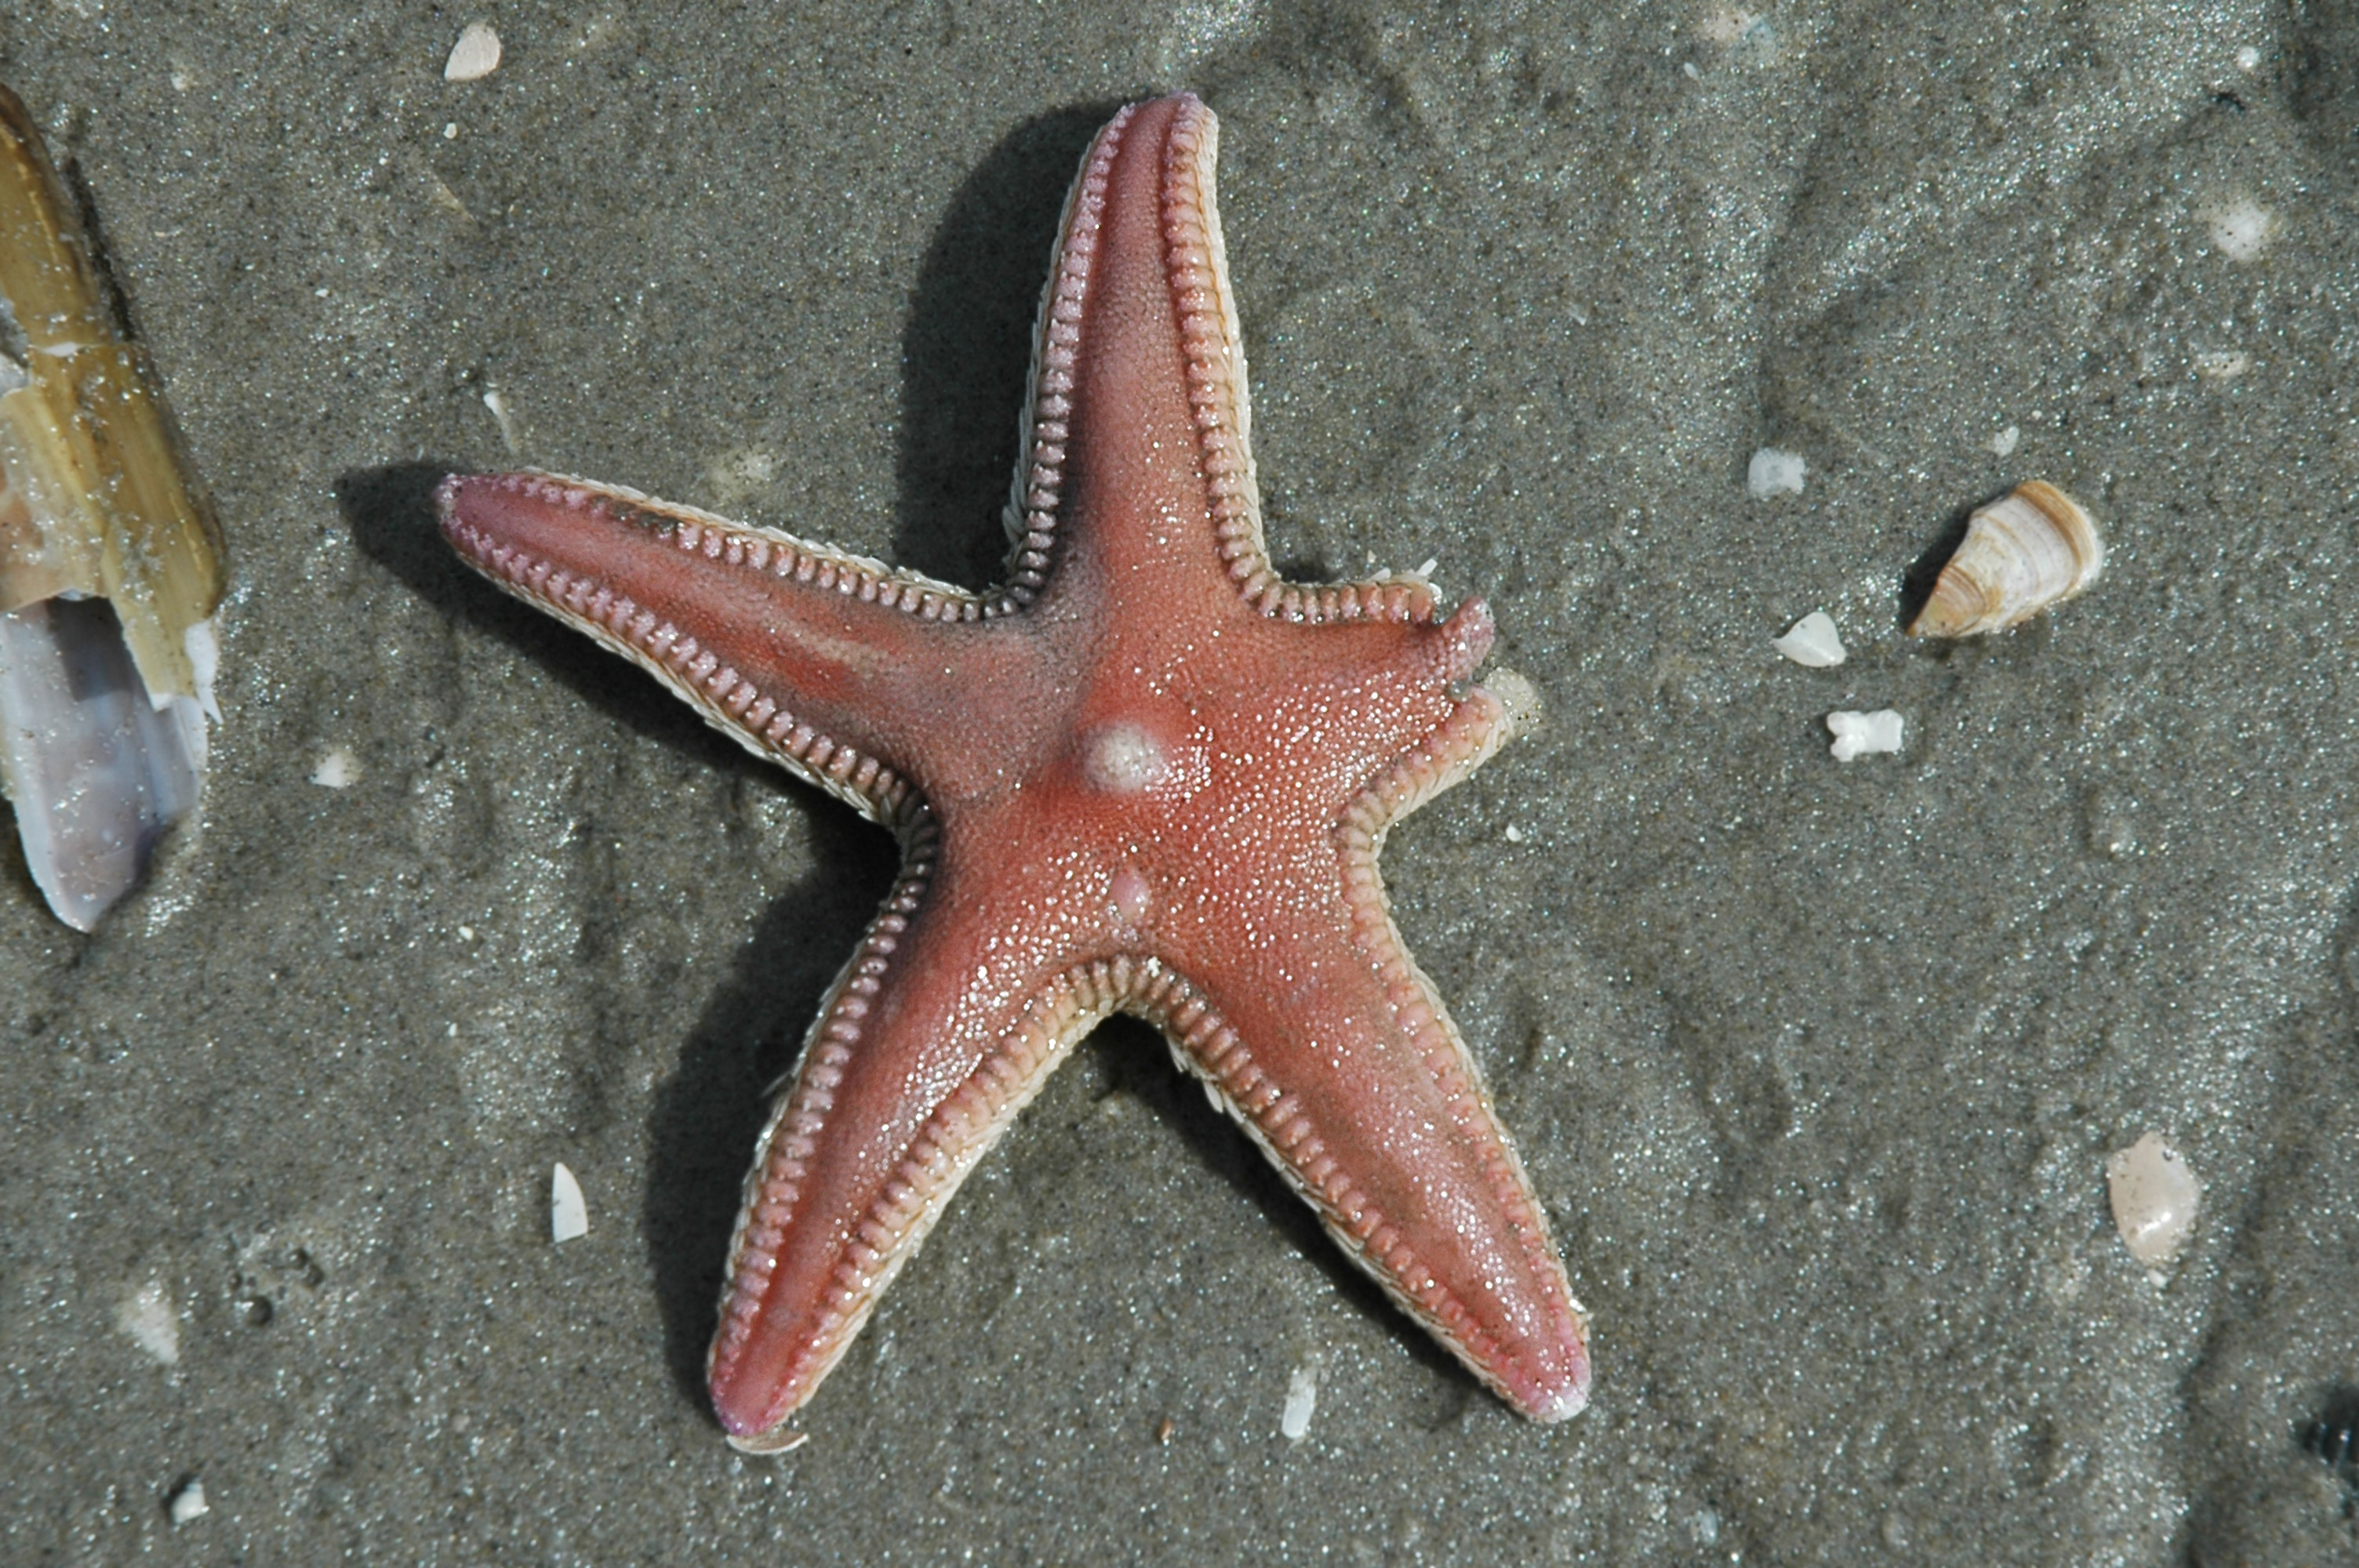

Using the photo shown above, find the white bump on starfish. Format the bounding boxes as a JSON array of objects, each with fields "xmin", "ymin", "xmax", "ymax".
[
  {"xmin": 1107, "ymin": 865, "xmax": 1153, "ymax": 925},
  {"xmin": 1081, "ymin": 721, "xmax": 1167, "ymax": 793}
]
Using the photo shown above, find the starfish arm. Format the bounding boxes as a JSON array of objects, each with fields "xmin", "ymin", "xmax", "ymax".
[
  {"xmin": 703, "ymin": 836, "xmax": 1127, "ymax": 1450},
  {"xmin": 1020, "ymin": 93, "xmax": 1460, "ymax": 630},
  {"xmin": 1150, "ymin": 685, "xmax": 1590, "ymax": 1421},
  {"xmin": 438, "ymin": 470, "xmax": 1015, "ymax": 824}
]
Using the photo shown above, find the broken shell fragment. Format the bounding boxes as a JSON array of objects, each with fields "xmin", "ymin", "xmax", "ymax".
[
  {"xmin": 2106, "ymin": 1131, "xmax": 2201, "ymax": 1269},
  {"xmin": 551, "ymin": 1161, "xmax": 588, "ymax": 1243},
  {"xmin": 1280, "ymin": 1358, "xmax": 1320, "ymax": 1442},
  {"xmin": 0, "ymin": 83, "xmax": 224, "ymax": 929},
  {"xmin": 1826, "ymin": 708, "xmax": 1903, "ymax": 761},
  {"xmin": 1907, "ymin": 481, "xmax": 2101, "ymax": 638},
  {"xmin": 443, "ymin": 23, "xmax": 503, "ymax": 83},
  {"xmin": 165, "ymin": 1476, "xmax": 209, "ymax": 1525},
  {"xmin": 1747, "ymin": 446, "xmax": 1808, "ymax": 499},
  {"xmin": 1772, "ymin": 611, "xmax": 1847, "ymax": 667}
]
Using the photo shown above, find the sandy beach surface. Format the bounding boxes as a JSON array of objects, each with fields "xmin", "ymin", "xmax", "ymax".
[{"xmin": 4, "ymin": 2, "xmax": 2357, "ymax": 1562}]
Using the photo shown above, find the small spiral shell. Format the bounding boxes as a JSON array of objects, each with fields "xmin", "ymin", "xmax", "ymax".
[{"xmin": 1907, "ymin": 481, "xmax": 2102, "ymax": 637}]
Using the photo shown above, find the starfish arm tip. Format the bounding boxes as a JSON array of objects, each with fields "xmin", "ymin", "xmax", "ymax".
[
  {"xmin": 1525, "ymin": 1376, "xmax": 1591, "ymax": 1424},
  {"xmin": 722, "ymin": 1423, "xmax": 810, "ymax": 1455},
  {"xmin": 1416, "ymin": 593, "xmax": 1496, "ymax": 688},
  {"xmin": 1492, "ymin": 1302, "xmax": 1592, "ymax": 1422}
]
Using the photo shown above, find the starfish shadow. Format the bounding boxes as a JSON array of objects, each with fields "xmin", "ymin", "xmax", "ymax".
[
  {"xmin": 337, "ymin": 466, "xmax": 901, "ymax": 1421},
  {"xmin": 1085, "ymin": 1015, "xmax": 1478, "ymax": 1421},
  {"xmin": 337, "ymin": 463, "xmax": 774, "ymax": 775},
  {"xmin": 642, "ymin": 809, "xmax": 900, "ymax": 1410},
  {"xmin": 889, "ymin": 100, "xmax": 1125, "ymax": 590}
]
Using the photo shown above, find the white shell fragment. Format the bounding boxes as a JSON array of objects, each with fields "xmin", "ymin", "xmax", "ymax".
[
  {"xmin": 551, "ymin": 1161, "xmax": 588, "ymax": 1243},
  {"xmin": 1772, "ymin": 611, "xmax": 1847, "ymax": 667},
  {"xmin": 114, "ymin": 1280, "xmax": 180, "ymax": 1365},
  {"xmin": 1908, "ymin": 481, "xmax": 2102, "ymax": 638},
  {"xmin": 1747, "ymin": 447, "xmax": 1808, "ymax": 499},
  {"xmin": 167, "ymin": 1478, "xmax": 209, "ymax": 1525},
  {"xmin": 0, "ymin": 86, "xmax": 224, "ymax": 929},
  {"xmin": 309, "ymin": 746, "xmax": 362, "ymax": 789},
  {"xmin": 1826, "ymin": 709, "xmax": 1903, "ymax": 762},
  {"xmin": 1279, "ymin": 1359, "xmax": 1319, "ymax": 1441},
  {"xmin": 2201, "ymin": 196, "xmax": 2276, "ymax": 263},
  {"xmin": 2106, "ymin": 1131, "xmax": 2201, "ymax": 1269},
  {"xmin": 482, "ymin": 387, "xmax": 523, "ymax": 454},
  {"xmin": 444, "ymin": 23, "xmax": 503, "ymax": 82}
]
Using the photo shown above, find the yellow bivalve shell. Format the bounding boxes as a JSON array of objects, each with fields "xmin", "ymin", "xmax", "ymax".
[
  {"xmin": 1907, "ymin": 481, "xmax": 2101, "ymax": 638},
  {"xmin": 0, "ymin": 84, "xmax": 224, "ymax": 682},
  {"xmin": 0, "ymin": 82, "xmax": 224, "ymax": 928}
]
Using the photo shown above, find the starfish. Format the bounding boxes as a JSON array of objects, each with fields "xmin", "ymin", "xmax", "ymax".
[{"xmin": 438, "ymin": 92, "xmax": 1590, "ymax": 1450}]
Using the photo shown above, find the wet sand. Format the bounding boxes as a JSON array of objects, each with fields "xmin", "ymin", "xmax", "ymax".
[{"xmin": 4, "ymin": 3, "xmax": 2357, "ymax": 1561}]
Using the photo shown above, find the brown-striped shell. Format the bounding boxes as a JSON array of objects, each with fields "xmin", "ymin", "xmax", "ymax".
[{"xmin": 1907, "ymin": 481, "xmax": 2102, "ymax": 637}]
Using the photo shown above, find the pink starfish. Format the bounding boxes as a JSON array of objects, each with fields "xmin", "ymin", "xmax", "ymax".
[{"xmin": 438, "ymin": 92, "xmax": 1590, "ymax": 1450}]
